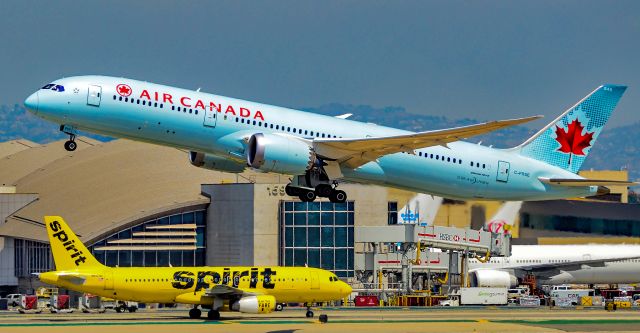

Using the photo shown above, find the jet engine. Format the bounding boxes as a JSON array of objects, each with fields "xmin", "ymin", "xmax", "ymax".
[
  {"xmin": 469, "ymin": 270, "xmax": 517, "ymax": 288},
  {"xmin": 246, "ymin": 133, "xmax": 312, "ymax": 175},
  {"xmin": 189, "ymin": 151, "xmax": 246, "ymax": 173},
  {"xmin": 230, "ymin": 295, "xmax": 276, "ymax": 314}
]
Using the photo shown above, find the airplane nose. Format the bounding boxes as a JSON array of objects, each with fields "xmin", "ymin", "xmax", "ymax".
[
  {"xmin": 341, "ymin": 281, "xmax": 352, "ymax": 297},
  {"xmin": 24, "ymin": 91, "xmax": 39, "ymax": 113}
]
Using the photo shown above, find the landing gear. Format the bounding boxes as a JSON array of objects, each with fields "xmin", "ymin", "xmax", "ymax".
[
  {"xmin": 319, "ymin": 314, "xmax": 328, "ymax": 323},
  {"xmin": 275, "ymin": 303, "xmax": 284, "ymax": 311},
  {"xmin": 328, "ymin": 189, "xmax": 347, "ymax": 203},
  {"xmin": 207, "ymin": 309, "xmax": 220, "ymax": 320},
  {"xmin": 64, "ymin": 138, "xmax": 77, "ymax": 151},
  {"xmin": 299, "ymin": 190, "xmax": 316, "ymax": 202},
  {"xmin": 305, "ymin": 304, "xmax": 314, "ymax": 318},
  {"xmin": 189, "ymin": 307, "xmax": 201, "ymax": 319}
]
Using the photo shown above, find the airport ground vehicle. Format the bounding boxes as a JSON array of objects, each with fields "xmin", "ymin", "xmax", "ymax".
[
  {"xmin": 6, "ymin": 294, "xmax": 21, "ymax": 307},
  {"xmin": 101, "ymin": 298, "xmax": 138, "ymax": 312},
  {"xmin": 442, "ymin": 288, "xmax": 508, "ymax": 306},
  {"xmin": 550, "ymin": 286, "xmax": 594, "ymax": 305}
]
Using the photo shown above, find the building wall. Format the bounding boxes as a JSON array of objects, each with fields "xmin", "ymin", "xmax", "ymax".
[
  {"xmin": 0, "ymin": 193, "xmax": 38, "ymax": 286},
  {"xmin": 203, "ymin": 184, "xmax": 256, "ymax": 266}
]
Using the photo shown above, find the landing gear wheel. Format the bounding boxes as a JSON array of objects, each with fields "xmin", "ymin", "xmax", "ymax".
[
  {"xmin": 189, "ymin": 308, "xmax": 201, "ymax": 319},
  {"xmin": 299, "ymin": 191, "xmax": 316, "ymax": 202},
  {"xmin": 285, "ymin": 184, "xmax": 300, "ymax": 197},
  {"xmin": 305, "ymin": 310, "xmax": 314, "ymax": 318},
  {"xmin": 329, "ymin": 190, "xmax": 347, "ymax": 203},
  {"xmin": 64, "ymin": 140, "xmax": 77, "ymax": 151},
  {"xmin": 315, "ymin": 184, "xmax": 333, "ymax": 197},
  {"xmin": 115, "ymin": 306, "xmax": 122, "ymax": 313},
  {"xmin": 207, "ymin": 309, "xmax": 220, "ymax": 320},
  {"xmin": 319, "ymin": 314, "xmax": 328, "ymax": 323},
  {"xmin": 128, "ymin": 306, "xmax": 137, "ymax": 313},
  {"xmin": 275, "ymin": 303, "xmax": 284, "ymax": 311}
]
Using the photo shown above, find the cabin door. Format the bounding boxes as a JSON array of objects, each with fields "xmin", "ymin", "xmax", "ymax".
[
  {"xmin": 310, "ymin": 271, "xmax": 319, "ymax": 289},
  {"xmin": 87, "ymin": 85, "xmax": 102, "ymax": 106},
  {"xmin": 203, "ymin": 107, "xmax": 217, "ymax": 127},
  {"xmin": 496, "ymin": 161, "xmax": 510, "ymax": 183}
]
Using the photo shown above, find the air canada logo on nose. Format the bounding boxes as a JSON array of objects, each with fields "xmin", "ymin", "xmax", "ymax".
[{"xmin": 116, "ymin": 84, "xmax": 132, "ymax": 97}]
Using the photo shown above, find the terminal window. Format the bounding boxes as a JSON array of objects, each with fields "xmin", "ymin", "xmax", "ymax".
[
  {"xmin": 89, "ymin": 210, "xmax": 207, "ymax": 267},
  {"xmin": 280, "ymin": 201, "xmax": 355, "ymax": 278}
]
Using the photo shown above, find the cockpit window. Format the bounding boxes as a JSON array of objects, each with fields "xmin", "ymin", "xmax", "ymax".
[{"xmin": 41, "ymin": 84, "xmax": 65, "ymax": 92}]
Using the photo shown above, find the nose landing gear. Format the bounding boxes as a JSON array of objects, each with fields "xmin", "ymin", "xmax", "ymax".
[
  {"xmin": 64, "ymin": 136, "xmax": 77, "ymax": 152},
  {"xmin": 60, "ymin": 125, "xmax": 78, "ymax": 152}
]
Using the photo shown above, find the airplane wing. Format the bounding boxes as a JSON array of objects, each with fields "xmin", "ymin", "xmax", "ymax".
[
  {"xmin": 203, "ymin": 284, "xmax": 258, "ymax": 298},
  {"xmin": 507, "ymin": 255, "xmax": 640, "ymax": 278},
  {"xmin": 539, "ymin": 178, "xmax": 638, "ymax": 187},
  {"xmin": 313, "ymin": 116, "xmax": 542, "ymax": 168}
]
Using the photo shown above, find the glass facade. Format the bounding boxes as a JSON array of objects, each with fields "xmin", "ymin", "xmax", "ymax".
[
  {"xmin": 521, "ymin": 213, "xmax": 640, "ymax": 237},
  {"xmin": 280, "ymin": 201, "xmax": 354, "ymax": 278},
  {"xmin": 90, "ymin": 210, "xmax": 206, "ymax": 267},
  {"xmin": 14, "ymin": 239, "xmax": 53, "ymax": 277}
]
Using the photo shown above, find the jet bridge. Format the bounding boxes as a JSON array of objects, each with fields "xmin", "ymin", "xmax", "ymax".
[
  {"xmin": 355, "ymin": 224, "xmax": 510, "ymax": 257},
  {"xmin": 353, "ymin": 224, "xmax": 511, "ymax": 295}
]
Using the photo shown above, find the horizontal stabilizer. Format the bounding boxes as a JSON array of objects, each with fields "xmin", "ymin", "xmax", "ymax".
[{"xmin": 539, "ymin": 177, "xmax": 637, "ymax": 187}]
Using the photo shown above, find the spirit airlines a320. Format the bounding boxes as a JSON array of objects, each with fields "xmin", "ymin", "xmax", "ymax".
[{"xmin": 24, "ymin": 76, "xmax": 634, "ymax": 201}]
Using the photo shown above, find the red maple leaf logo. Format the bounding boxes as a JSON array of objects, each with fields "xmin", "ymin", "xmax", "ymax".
[
  {"xmin": 116, "ymin": 84, "xmax": 132, "ymax": 97},
  {"xmin": 554, "ymin": 118, "xmax": 594, "ymax": 156}
]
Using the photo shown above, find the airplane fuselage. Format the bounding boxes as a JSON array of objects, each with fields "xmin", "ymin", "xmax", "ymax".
[
  {"xmin": 27, "ymin": 76, "xmax": 597, "ymax": 201},
  {"xmin": 41, "ymin": 266, "xmax": 349, "ymax": 304},
  {"xmin": 470, "ymin": 245, "xmax": 640, "ymax": 285}
]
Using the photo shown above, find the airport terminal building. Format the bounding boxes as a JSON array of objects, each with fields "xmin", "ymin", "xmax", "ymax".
[{"xmin": 0, "ymin": 138, "xmax": 639, "ymax": 294}]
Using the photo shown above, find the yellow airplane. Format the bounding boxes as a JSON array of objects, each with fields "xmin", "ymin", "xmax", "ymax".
[{"xmin": 38, "ymin": 216, "xmax": 352, "ymax": 320}]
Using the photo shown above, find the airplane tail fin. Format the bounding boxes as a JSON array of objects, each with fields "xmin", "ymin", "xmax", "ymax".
[
  {"xmin": 44, "ymin": 216, "xmax": 103, "ymax": 270},
  {"xmin": 514, "ymin": 85, "xmax": 626, "ymax": 173},
  {"xmin": 485, "ymin": 201, "xmax": 522, "ymax": 235}
]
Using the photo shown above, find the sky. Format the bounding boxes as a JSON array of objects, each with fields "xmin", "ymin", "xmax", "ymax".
[{"xmin": 1, "ymin": 0, "xmax": 639, "ymax": 128}]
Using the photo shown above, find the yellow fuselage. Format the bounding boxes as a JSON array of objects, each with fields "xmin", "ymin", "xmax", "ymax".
[{"xmin": 40, "ymin": 266, "xmax": 351, "ymax": 304}]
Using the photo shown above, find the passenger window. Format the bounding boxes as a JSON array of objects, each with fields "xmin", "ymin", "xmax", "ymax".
[
  {"xmin": 253, "ymin": 121, "xmax": 257, "ymax": 125},
  {"xmin": 154, "ymin": 102, "xmax": 158, "ymax": 107},
  {"xmin": 119, "ymin": 96, "xmax": 123, "ymax": 101},
  {"xmin": 189, "ymin": 109, "xmax": 192, "ymax": 114},
  {"xmin": 113, "ymin": 95, "xmax": 116, "ymax": 100}
]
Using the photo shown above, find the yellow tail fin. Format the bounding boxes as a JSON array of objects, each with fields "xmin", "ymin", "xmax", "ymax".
[{"xmin": 44, "ymin": 216, "xmax": 103, "ymax": 270}]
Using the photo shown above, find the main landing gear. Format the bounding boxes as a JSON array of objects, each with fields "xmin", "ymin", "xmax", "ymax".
[
  {"xmin": 207, "ymin": 309, "xmax": 220, "ymax": 320},
  {"xmin": 286, "ymin": 184, "xmax": 347, "ymax": 203},
  {"xmin": 188, "ymin": 307, "xmax": 201, "ymax": 319},
  {"xmin": 188, "ymin": 307, "xmax": 220, "ymax": 320}
]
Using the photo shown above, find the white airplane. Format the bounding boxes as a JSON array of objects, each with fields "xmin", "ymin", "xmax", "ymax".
[
  {"xmin": 485, "ymin": 201, "xmax": 523, "ymax": 235},
  {"xmin": 469, "ymin": 201, "xmax": 640, "ymax": 287},
  {"xmin": 396, "ymin": 194, "xmax": 442, "ymax": 226},
  {"xmin": 24, "ymin": 77, "xmax": 635, "ymax": 202}
]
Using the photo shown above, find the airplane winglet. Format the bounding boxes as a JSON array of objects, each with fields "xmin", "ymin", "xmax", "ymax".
[{"xmin": 335, "ymin": 113, "xmax": 353, "ymax": 119}]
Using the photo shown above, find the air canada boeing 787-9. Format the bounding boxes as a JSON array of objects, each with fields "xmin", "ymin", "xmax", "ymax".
[{"xmin": 24, "ymin": 77, "xmax": 634, "ymax": 201}]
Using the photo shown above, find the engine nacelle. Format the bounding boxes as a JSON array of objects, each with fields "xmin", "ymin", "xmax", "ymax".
[
  {"xmin": 469, "ymin": 270, "xmax": 517, "ymax": 288},
  {"xmin": 231, "ymin": 295, "xmax": 276, "ymax": 314},
  {"xmin": 189, "ymin": 151, "xmax": 246, "ymax": 173},
  {"xmin": 246, "ymin": 133, "xmax": 312, "ymax": 175}
]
